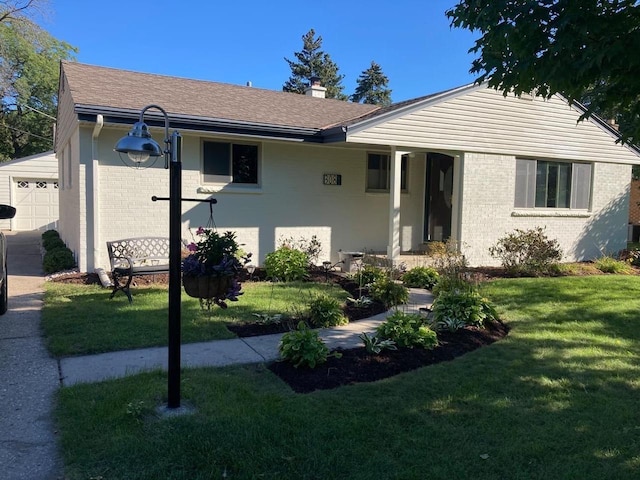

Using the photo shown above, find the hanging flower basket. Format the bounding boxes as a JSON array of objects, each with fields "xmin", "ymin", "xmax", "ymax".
[
  {"xmin": 182, "ymin": 274, "xmax": 232, "ymax": 299},
  {"xmin": 181, "ymin": 227, "xmax": 251, "ymax": 309}
]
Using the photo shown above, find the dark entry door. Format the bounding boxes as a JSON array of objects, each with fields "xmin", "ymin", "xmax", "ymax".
[{"xmin": 424, "ymin": 153, "xmax": 454, "ymax": 242}]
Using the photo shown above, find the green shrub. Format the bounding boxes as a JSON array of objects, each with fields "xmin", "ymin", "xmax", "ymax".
[
  {"xmin": 376, "ymin": 311, "xmax": 437, "ymax": 349},
  {"xmin": 489, "ymin": 227, "xmax": 563, "ymax": 276},
  {"xmin": 548, "ymin": 263, "xmax": 576, "ymax": 276},
  {"xmin": 432, "ymin": 275, "xmax": 474, "ymax": 298},
  {"xmin": 620, "ymin": 249, "xmax": 640, "ymax": 266},
  {"xmin": 279, "ymin": 321, "xmax": 337, "ymax": 368},
  {"xmin": 41, "ymin": 229, "xmax": 60, "ymax": 241},
  {"xmin": 431, "ymin": 238, "xmax": 472, "ymax": 297},
  {"xmin": 424, "ymin": 241, "xmax": 447, "ymax": 256},
  {"xmin": 402, "ymin": 266, "xmax": 439, "ymax": 289},
  {"xmin": 43, "ymin": 247, "xmax": 76, "ymax": 274},
  {"xmin": 594, "ymin": 255, "xmax": 632, "ymax": 274},
  {"xmin": 431, "ymin": 290, "xmax": 497, "ymax": 328},
  {"xmin": 351, "ymin": 264, "xmax": 386, "ymax": 286},
  {"xmin": 308, "ymin": 295, "xmax": 347, "ymax": 328},
  {"xmin": 279, "ymin": 235, "xmax": 322, "ymax": 265},
  {"xmin": 42, "ymin": 236, "xmax": 65, "ymax": 251},
  {"xmin": 369, "ymin": 277, "xmax": 409, "ymax": 308},
  {"xmin": 264, "ymin": 246, "xmax": 308, "ymax": 281}
]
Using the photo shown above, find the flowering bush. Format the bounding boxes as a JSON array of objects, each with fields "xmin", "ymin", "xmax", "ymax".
[{"xmin": 182, "ymin": 228, "xmax": 251, "ymax": 307}]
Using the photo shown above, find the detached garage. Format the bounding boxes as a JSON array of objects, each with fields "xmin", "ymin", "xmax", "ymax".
[{"xmin": 0, "ymin": 151, "xmax": 59, "ymax": 231}]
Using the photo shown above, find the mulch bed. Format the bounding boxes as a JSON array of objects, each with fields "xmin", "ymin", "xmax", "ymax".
[
  {"xmin": 268, "ymin": 319, "xmax": 509, "ymax": 393},
  {"xmin": 51, "ymin": 268, "xmax": 511, "ymax": 393}
]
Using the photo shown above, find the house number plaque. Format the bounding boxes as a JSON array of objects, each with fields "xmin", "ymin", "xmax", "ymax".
[{"xmin": 323, "ymin": 173, "xmax": 342, "ymax": 185}]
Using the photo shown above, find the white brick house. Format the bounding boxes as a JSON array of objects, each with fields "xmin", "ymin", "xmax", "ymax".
[{"xmin": 55, "ymin": 61, "xmax": 640, "ymax": 272}]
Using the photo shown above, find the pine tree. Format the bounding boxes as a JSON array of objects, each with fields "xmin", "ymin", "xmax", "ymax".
[
  {"xmin": 350, "ymin": 61, "xmax": 392, "ymax": 106},
  {"xmin": 283, "ymin": 29, "xmax": 347, "ymax": 101}
]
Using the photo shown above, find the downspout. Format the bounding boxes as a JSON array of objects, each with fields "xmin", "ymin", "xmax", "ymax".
[{"xmin": 91, "ymin": 115, "xmax": 103, "ymax": 275}]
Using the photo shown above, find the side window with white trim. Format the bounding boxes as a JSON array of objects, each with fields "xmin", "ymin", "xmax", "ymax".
[
  {"xmin": 515, "ymin": 158, "xmax": 591, "ymax": 209},
  {"xmin": 202, "ymin": 140, "xmax": 259, "ymax": 185}
]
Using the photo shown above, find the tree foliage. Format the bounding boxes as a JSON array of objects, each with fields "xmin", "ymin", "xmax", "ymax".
[
  {"xmin": 350, "ymin": 61, "xmax": 392, "ymax": 106},
  {"xmin": 0, "ymin": 0, "xmax": 47, "ymax": 24},
  {"xmin": 0, "ymin": 15, "xmax": 76, "ymax": 161},
  {"xmin": 283, "ymin": 28, "xmax": 347, "ymax": 101},
  {"xmin": 447, "ymin": 0, "xmax": 640, "ymax": 144}
]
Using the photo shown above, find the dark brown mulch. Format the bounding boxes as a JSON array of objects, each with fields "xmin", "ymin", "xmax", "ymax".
[
  {"xmin": 50, "ymin": 272, "xmax": 169, "ymax": 286},
  {"xmin": 50, "ymin": 272, "xmax": 103, "ymax": 285},
  {"xmin": 268, "ymin": 319, "xmax": 509, "ymax": 393}
]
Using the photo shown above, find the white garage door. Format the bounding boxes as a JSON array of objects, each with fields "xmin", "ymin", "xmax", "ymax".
[{"xmin": 14, "ymin": 179, "xmax": 59, "ymax": 231}]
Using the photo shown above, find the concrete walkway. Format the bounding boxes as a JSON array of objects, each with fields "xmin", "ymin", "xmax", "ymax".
[
  {"xmin": 60, "ymin": 288, "xmax": 434, "ymax": 386},
  {"xmin": 0, "ymin": 231, "xmax": 63, "ymax": 480}
]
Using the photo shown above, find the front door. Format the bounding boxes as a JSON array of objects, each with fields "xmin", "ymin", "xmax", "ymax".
[{"xmin": 424, "ymin": 153, "xmax": 454, "ymax": 242}]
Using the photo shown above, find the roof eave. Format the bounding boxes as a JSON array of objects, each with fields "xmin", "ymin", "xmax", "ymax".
[{"xmin": 75, "ymin": 105, "xmax": 325, "ymax": 142}]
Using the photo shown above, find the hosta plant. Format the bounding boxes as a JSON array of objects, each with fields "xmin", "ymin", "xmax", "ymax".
[
  {"xmin": 308, "ymin": 295, "xmax": 348, "ymax": 328},
  {"xmin": 433, "ymin": 316, "xmax": 467, "ymax": 333},
  {"xmin": 346, "ymin": 296, "xmax": 373, "ymax": 308},
  {"xmin": 279, "ymin": 322, "xmax": 340, "ymax": 368},
  {"xmin": 402, "ymin": 266, "xmax": 440, "ymax": 289},
  {"xmin": 252, "ymin": 313, "xmax": 284, "ymax": 325},
  {"xmin": 370, "ymin": 277, "xmax": 409, "ymax": 308},
  {"xmin": 431, "ymin": 290, "xmax": 497, "ymax": 328},
  {"xmin": 359, "ymin": 332, "xmax": 398, "ymax": 354},
  {"xmin": 376, "ymin": 311, "xmax": 438, "ymax": 349}
]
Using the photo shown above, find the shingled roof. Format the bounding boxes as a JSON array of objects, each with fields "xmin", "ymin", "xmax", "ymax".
[{"xmin": 60, "ymin": 61, "xmax": 380, "ymax": 132}]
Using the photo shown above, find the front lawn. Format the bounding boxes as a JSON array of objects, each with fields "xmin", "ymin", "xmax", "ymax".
[
  {"xmin": 55, "ymin": 275, "xmax": 640, "ymax": 479},
  {"xmin": 42, "ymin": 281, "xmax": 347, "ymax": 356}
]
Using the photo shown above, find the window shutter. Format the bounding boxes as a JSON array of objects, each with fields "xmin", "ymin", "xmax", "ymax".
[
  {"xmin": 515, "ymin": 159, "xmax": 536, "ymax": 208},
  {"xmin": 571, "ymin": 162, "xmax": 592, "ymax": 209}
]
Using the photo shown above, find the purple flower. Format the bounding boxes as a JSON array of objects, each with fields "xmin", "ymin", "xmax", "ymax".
[{"xmin": 187, "ymin": 242, "xmax": 198, "ymax": 252}]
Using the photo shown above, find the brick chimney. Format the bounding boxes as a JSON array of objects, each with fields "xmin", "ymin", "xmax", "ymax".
[{"xmin": 304, "ymin": 76, "xmax": 326, "ymax": 98}]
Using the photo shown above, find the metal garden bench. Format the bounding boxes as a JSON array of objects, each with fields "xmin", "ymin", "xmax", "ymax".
[{"xmin": 106, "ymin": 237, "xmax": 170, "ymax": 303}]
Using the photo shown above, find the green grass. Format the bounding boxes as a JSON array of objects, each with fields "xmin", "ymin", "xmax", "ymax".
[
  {"xmin": 42, "ymin": 281, "xmax": 347, "ymax": 356},
  {"xmin": 55, "ymin": 275, "xmax": 640, "ymax": 479}
]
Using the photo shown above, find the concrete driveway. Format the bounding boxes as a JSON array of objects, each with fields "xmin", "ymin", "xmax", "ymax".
[{"xmin": 0, "ymin": 231, "xmax": 62, "ymax": 480}]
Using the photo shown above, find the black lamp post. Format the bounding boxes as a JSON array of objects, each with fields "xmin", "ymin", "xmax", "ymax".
[{"xmin": 114, "ymin": 105, "xmax": 183, "ymax": 409}]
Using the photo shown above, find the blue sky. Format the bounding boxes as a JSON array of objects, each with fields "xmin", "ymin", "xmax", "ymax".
[{"xmin": 45, "ymin": 0, "xmax": 479, "ymax": 103}]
